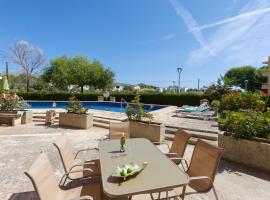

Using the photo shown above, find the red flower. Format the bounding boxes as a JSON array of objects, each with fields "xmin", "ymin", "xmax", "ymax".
[
  {"xmin": 242, "ymin": 101, "xmax": 248, "ymax": 108},
  {"xmin": 233, "ymin": 90, "xmax": 238, "ymax": 96},
  {"xmin": 260, "ymin": 91, "xmax": 267, "ymax": 97}
]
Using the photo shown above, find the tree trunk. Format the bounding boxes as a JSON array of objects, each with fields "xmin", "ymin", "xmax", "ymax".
[
  {"xmin": 26, "ymin": 79, "xmax": 30, "ymax": 92},
  {"xmin": 80, "ymin": 86, "xmax": 84, "ymax": 93}
]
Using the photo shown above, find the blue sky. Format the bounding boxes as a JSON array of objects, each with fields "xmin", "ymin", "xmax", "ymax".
[{"xmin": 1, "ymin": 0, "xmax": 270, "ymax": 88}]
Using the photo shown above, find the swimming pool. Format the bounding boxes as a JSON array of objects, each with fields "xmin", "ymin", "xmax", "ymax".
[{"xmin": 27, "ymin": 101, "xmax": 167, "ymax": 113}]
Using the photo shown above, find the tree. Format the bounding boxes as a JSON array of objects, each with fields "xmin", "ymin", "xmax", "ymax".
[
  {"xmin": 224, "ymin": 66, "xmax": 260, "ymax": 91},
  {"xmin": 42, "ymin": 56, "xmax": 71, "ymax": 91},
  {"xmin": 92, "ymin": 60, "xmax": 114, "ymax": 90},
  {"xmin": 69, "ymin": 56, "xmax": 92, "ymax": 93},
  {"xmin": 43, "ymin": 56, "xmax": 115, "ymax": 93},
  {"xmin": 8, "ymin": 40, "xmax": 46, "ymax": 92}
]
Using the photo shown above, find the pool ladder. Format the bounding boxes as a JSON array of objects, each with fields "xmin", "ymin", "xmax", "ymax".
[{"xmin": 120, "ymin": 98, "xmax": 129, "ymax": 111}]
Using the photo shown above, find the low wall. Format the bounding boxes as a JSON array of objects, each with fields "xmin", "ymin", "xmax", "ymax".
[
  {"xmin": 59, "ymin": 112, "xmax": 93, "ymax": 129},
  {"xmin": 130, "ymin": 121, "xmax": 165, "ymax": 142},
  {"xmin": 218, "ymin": 134, "xmax": 270, "ymax": 173}
]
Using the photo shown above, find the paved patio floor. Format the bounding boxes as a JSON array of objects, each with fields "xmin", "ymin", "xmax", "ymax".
[{"xmin": 0, "ymin": 124, "xmax": 270, "ymax": 200}]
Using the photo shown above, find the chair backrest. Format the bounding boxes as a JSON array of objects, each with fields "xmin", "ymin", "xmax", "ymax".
[
  {"xmin": 109, "ymin": 122, "xmax": 130, "ymax": 139},
  {"xmin": 24, "ymin": 152, "xmax": 59, "ymax": 200},
  {"xmin": 97, "ymin": 96, "xmax": 104, "ymax": 102},
  {"xmin": 187, "ymin": 139, "xmax": 224, "ymax": 192},
  {"xmin": 170, "ymin": 129, "xmax": 191, "ymax": 162},
  {"xmin": 53, "ymin": 135, "xmax": 75, "ymax": 172}
]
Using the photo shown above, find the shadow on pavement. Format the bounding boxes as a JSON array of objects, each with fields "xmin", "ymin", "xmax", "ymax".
[
  {"xmin": 8, "ymin": 191, "xmax": 38, "ymax": 200},
  {"xmin": 218, "ymin": 159, "xmax": 270, "ymax": 181}
]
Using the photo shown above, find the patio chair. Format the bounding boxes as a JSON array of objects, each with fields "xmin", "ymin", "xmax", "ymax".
[
  {"xmin": 109, "ymin": 121, "xmax": 130, "ymax": 139},
  {"xmin": 172, "ymin": 139, "xmax": 224, "ymax": 200},
  {"xmin": 110, "ymin": 96, "xmax": 116, "ymax": 102},
  {"xmin": 154, "ymin": 129, "xmax": 191, "ymax": 170},
  {"xmin": 53, "ymin": 135, "xmax": 100, "ymax": 184},
  {"xmin": 97, "ymin": 96, "xmax": 104, "ymax": 102},
  {"xmin": 25, "ymin": 152, "xmax": 127, "ymax": 200}
]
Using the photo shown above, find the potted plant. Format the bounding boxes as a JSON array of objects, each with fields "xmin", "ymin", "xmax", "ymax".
[
  {"xmin": 0, "ymin": 92, "xmax": 31, "ymax": 125},
  {"xmin": 218, "ymin": 109, "xmax": 270, "ymax": 172},
  {"xmin": 126, "ymin": 93, "xmax": 165, "ymax": 142},
  {"xmin": 211, "ymin": 100, "xmax": 220, "ymax": 117},
  {"xmin": 59, "ymin": 97, "xmax": 93, "ymax": 129}
]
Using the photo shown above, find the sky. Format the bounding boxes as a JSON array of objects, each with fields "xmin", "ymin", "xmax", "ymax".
[{"xmin": 1, "ymin": 0, "xmax": 270, "ymax": 88}]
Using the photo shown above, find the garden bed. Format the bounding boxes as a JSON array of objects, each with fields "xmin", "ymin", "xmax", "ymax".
[{"xmin": 218, "ymin": 133, "xmax": 270, "ymax": 173}]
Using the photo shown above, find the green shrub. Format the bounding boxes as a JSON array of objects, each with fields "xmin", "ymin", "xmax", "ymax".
[
  {"xmin": 219, "ymin": 92, "xmax": 266, "ymax": 112},
  {"xmin": 211, "ymin": 100, "xmax": 220, "ymax": 108},
  {"xmin": 126, "ymin": 93, "xmax": 153, "ymax": 121},
  {"xmin": 17, "ymin": 92, "xmax": 211, "ymax": 106},
  {"xmin": 0, "ymin": 92, "xmax": 30, "ymax": 111},
  {"xmin": 219, "ymin": 111, "xmax": 270, "ymax": 139},
  {"xmin": 200, "ymin": 98, "xmax": 209, "ymax": 104},
  {"xmin": 65, "ymin": 96, "xmax": 88, "ymax": 114}
]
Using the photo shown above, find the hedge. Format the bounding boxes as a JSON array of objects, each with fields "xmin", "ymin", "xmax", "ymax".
[{"xmin": 17, "ymin": 92, "xmax": 211, "ymax": 106}]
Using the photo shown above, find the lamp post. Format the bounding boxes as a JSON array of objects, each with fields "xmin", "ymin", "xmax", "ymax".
[
  {"xmin": 177, "ymin": 67, "xmax": 183, "ymax": 93},
  {"xmin": 172, "ymin": 80, "xmax": 176, "ymax": 93},
  {"xmin": 244, "ymin": 80, "xmax": 248, "ymax": 91}
]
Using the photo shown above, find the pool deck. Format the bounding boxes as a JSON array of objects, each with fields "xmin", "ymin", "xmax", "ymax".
[
  {"xmin": 29, "ymin": 106, "xmax": 219, "ymax": 133},
  {"xmin": 1, "ymin": 124, "xmax": 270, "ymax": 200}
]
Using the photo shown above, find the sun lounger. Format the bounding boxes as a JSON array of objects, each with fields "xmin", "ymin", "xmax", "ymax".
[{"xmin": 176, "ymin": 103, "xmax": 210, "ymax": 113}]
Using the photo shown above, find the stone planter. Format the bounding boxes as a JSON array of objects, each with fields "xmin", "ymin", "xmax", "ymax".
[
  {"xmin": 21, "ymin": 110, "xmax": 32, "ymax": 124},
  {"xmin": 129, "ymin": 120, "xmax": 165, "ymax": 142},
  {"xmin": 218, "ymin": 133, "xmax": 270, "ymax": 173},
  {"xmin": 59, "ymin": 112, "xmax": 93, "ymax": 129},
  {"xmin": 0, "ymin": 111, "xmax": 22, "ymax": 126}
]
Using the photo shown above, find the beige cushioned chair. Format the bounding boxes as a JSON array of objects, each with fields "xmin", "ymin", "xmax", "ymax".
[
  {"xmin": 154, "ymin": 129, "xmax": 191, "ymax": 169},
  {"xmin": 53, "ymin": 135, "xmax": 100, "ymax": 183},
  {"xmin": 151, "ymin": 139, "xmax": 223, "ymax": 200},
  {"xmin": 177, "ymin": 139, "xmax": 224, "ymax": 200},
  {"xmin": 109, "ymin": 122, "xmax": 130, "ymax": 139},
  {"xmin": 25, "ymin": 152, "xmax": 128, "ymax": 200}
]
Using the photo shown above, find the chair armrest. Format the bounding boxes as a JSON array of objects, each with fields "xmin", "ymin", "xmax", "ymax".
[
  {"xmin": 153, "ymin": 142, "xmax": 170, "ymax": 152},
  {"xmin": 79, "ymin": 196, "xmax": 93, "ymax": 200},
  {"xmin": 189, "ymin": 176, "xmax": 212, "ymax": 182},
  {"xmin": 75, "ymin": 147, "xmax": 99, "ymax": 159},
  {"xmin": 59, "ymin": 167, "xmax": 95, "ymax": 185},
  {"xmin": 165, "ymin": 152, "xmax": 177, "ymax": 156},
  {"xmin": 69, "ymin": 165, "xmax": 94, "ymax": 173},
  {"xmin": 170, "ymin": 157, "xmax": 189, "ymax": 171}
]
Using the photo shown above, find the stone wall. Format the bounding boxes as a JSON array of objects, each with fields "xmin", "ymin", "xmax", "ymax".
[
  {"xmin": 59, "ymin": 112, "xmax": 93, "ymax": 129},
  {"xmin": 129, "ymin": 121, "xmax": 165, "ymax": 142},
  {"xmin": 218, "ymin": 134, "xmax": 270, "ymax": 173}
]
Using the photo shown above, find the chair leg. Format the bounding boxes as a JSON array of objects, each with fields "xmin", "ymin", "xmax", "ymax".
[
  {"xmin": 180, "ymin": 185, "xmax": 186, "ymax": 200},
  {"xmin": 128, "ymin": 196, "xmax": 132, "ymax": 200},
  {"xmin": 166, "ymin": 190, "xmax": 168, "ymax": 200},
  {"xmin": 212, "ymin": 185, "xmax": 219, "ymax": 200},
  {"xmin": 150, "ymin": 193, "xmax": 155, "ymax": 200}
]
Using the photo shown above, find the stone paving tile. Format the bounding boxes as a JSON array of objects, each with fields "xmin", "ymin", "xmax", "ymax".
[{"xmin": 1, "ymin": 125, "xmax": 270, "ymax": 200}]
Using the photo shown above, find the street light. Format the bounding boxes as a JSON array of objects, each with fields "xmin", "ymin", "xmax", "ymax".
[
  {"xmin": 172, "ymin": 80, "xmax": 176, "ymax": 93},
  {"xmin": 244, "ymin": 80, "xmax": 248, "ymax": 91},
  {"xmin": 177, "ymin": 67, "xmax": 183, "ymax": 93}
]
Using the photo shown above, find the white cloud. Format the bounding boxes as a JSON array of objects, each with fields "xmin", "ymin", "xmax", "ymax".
[
  {"xmin": 149, "ymin": 34, "xmax": 176, "ymax": 43},
  {"xmin": 192, "ymin": 6, "xmax": 270, "ymax": 31},
  {"xmin": 168, "ymin": 0, "xmax": 208, "ymax": 51},
  {"xmin": 187, "ymin": 0, "xmax": 270, "ymax": 67}
]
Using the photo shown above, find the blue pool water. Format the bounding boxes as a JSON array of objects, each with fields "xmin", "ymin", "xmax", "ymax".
[{"xmin": 27, "ymin": 101, "xmax": 167, "ymax": 113}]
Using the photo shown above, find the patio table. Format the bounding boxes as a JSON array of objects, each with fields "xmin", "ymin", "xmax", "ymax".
[{"xmin": 99, "ymin": 138, "xmax": 189, "ymax": 198}]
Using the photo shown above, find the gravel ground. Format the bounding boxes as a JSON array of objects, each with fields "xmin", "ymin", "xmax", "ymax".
[{"xmin": 1, "ymin": 124, "xmax": 270, "ymax": 200}]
